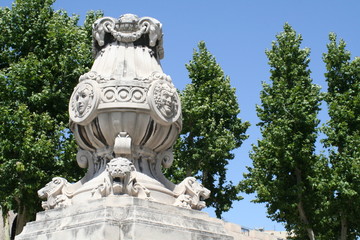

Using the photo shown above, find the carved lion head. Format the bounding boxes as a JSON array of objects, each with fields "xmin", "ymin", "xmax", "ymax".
[
  {"xmin": 38, "ymin": 177, "xmax": 68, "ymax": 199},
  {"xmin": 106, "ymin": 157, "xmax": 135, "ymax": 179}
]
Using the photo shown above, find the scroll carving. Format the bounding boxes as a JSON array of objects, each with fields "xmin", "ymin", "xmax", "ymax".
[{"xmin": 92, "ymin": 14, "xmax": 164, "ymax": 60}]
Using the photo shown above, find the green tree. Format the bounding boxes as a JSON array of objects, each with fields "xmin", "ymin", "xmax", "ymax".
[
  {"xmin": 0, "ymin": 0, "xmax": 102, "ymax": 236},
  {"xmin": 240, "ymin": 24, "xmax": 322, "ymax": 239},
  {"xmin": 167, "ymin": 41, "xmax": 250, "ymax": 218},
  {"xmin": 322, "ymin": 33, "xmax": 360, "ymax": 240}
]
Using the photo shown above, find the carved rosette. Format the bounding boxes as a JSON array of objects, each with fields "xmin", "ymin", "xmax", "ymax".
[
  {"xmin": 148, "ymin": 80, "xmax": 181, "ymax": 125},
  {"xmin": 69, "ymin": 80, "xmax": 100, "ymax": 125}
]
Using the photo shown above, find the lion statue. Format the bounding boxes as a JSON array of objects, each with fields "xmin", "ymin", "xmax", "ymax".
[
  {"xmin": 38, "ymin": 177, "xmax": 71, "ymax": 210},
  {"xmin": 173, "ymin": 177, "xmax": 210, "ymax": 210},
  {"xmin": 91, "ymin": 157, "xmax": 151, "ymax": 199}
]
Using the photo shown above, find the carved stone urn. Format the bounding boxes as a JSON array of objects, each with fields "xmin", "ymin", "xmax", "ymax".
[{"xmin": 38, "ymin": 14, "xmax": 210, "ymax": 211}]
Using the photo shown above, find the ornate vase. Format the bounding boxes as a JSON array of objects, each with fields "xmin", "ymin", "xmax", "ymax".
[{"xmin": 38, "ymin": 14, "xmax": 210, "ymax": 211}]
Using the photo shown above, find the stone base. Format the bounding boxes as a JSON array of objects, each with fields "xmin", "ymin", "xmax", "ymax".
[{"xmin": 15, "ymin": 197, "xmax": 233, "ymax": 240}]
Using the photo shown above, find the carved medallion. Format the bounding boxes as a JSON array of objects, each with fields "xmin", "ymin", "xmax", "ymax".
[
  {"xmin": 148, "ymin": 80, "xmax": 181, "ymax": 125},
  {"xmin": 69, "ymin": 80, "xmax": 100, "ymax": 125}
]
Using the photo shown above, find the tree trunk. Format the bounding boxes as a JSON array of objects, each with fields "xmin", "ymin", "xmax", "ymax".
[
  {"xmin": 15, "ymin": 206, "xmax": 29, "ymax": 237},
  {"xmin": 297, "ymin": 200, "xmax": 315, "ymax": 240},
  {"xmin": 295, "ymin": 167, "xmax": 315, "ymax": 240},
  {"xmin": 340, "ymin": 211, "xmax": 347, "ymax": 240}
]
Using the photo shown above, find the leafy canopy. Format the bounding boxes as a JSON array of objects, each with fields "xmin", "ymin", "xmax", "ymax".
[
  {"xmin": 168, "ymin": 41, "xmax": 250, "ymax": 218},
  {"xmin": 0, "ymin": 0, "xmax": 102, "ymax": 227},
  {"xmin": 322, "ymin": 33, "xmax": 360, "ymax": 240},
  {"xmin": 240, "ymin": 23, "xmax": 322, "ymax": 239}
]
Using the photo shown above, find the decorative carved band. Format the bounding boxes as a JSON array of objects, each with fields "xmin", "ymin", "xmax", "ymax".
[
  {"xmin": 101, "ymin": 86, "xmax": 147, "ymax": 104},
  {"xmin": 79, "ymin": 71, "xmax": 172, "ymax": 84}
]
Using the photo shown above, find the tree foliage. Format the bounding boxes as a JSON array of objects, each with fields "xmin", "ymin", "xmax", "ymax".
[
  {"xmin": 0, "ymin": 0, "xmax": 102, "ymax": 234},
  {"xmin": 167, "ymin": 41, "xmax": 250, "ymax": 218},
  {"xmin": 3, "ymin": 1, "xmax": 360, "ymax": 238},
  {"xmin": 240, "ymin": 24, "xmax": 323, "ymax": 239},
  {"xmin": 322, "ymin": 33, "xmax": 360, "ymax": 240}
]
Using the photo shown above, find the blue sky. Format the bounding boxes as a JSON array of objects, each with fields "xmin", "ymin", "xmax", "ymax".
[{"xmin": 2, "ymin": 0, "xmax": 360, "ymax": 232}]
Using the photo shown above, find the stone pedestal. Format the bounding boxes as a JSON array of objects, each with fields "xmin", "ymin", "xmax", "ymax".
[
  {"xmin": 15, "ymin": 197, "xmax": 233, "ymax": 240},
  {"xmin": 16, "ymin": 13, "xmax": 222, "ymax": 240}
]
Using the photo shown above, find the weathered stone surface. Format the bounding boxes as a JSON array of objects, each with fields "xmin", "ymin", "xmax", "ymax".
[
  {"xmin": 38, "ymin": 13, "xmax": 209, "ymax": 212},
  {"xmin": 16, "ymin": 197, "xmax": 233, "ymax": 240},
  {"xmin": 16, "ymin": 13, "xmax": 218, "ymax": 240}
]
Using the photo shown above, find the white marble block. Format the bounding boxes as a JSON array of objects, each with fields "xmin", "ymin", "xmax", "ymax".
[{"xmin": 16, "ymin": 197, "xmax": 233, "ymax": 240}]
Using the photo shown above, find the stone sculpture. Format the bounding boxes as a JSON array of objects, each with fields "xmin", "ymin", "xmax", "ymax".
[
  {"xmin": 173, "ymin": 177, "xmax": 211, "ymax": 210},
  {"xmin": 38, "ymin": 177, "xmax": 71, "ymax": 210},
  {"xmin": 39, "ymin": 14, "xmax": 210, "ymax": 211}
]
